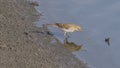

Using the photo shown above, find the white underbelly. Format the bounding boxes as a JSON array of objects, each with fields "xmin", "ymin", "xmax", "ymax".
[{"xmin": 62, "ymin": 28, "xmax": 74, "ymax": 32}]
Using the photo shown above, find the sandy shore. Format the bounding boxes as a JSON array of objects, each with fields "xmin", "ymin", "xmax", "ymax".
[{"xmin": 0, "ymin": 0, "xmax": 88, "ymax": 68}]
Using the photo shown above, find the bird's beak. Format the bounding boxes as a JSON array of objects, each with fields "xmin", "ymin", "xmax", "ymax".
[{"xmin": 79, "ymin": 29, "xmax": 82, "ymax": 31}]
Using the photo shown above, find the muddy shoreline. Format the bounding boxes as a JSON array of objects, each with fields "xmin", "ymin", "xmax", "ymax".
[{"xmin": 0, "ymin": 0, "xmax": 88, "ymax": 68}]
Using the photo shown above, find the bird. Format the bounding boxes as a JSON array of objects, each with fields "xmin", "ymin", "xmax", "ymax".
[
  {"xmin": 46, "ymin": 23, "xmax": 82, "ymax": 37},
  {"xmin": 105, "ymin": 37, "xmax": 110, "ymax": 46}
]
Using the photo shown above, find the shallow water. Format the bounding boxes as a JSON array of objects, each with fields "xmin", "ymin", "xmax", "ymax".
[{"xmin": 32, "ymin": 0, "xmax": 120, "ymax": 68}]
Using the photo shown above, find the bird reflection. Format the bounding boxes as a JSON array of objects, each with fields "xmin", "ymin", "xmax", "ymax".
[{"xmin": 64, "ymin": 37, "xmax": 83, "ymax": 51}]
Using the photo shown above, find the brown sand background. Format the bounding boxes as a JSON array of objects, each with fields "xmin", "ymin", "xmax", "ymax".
[{"xmin": 0, "ymin": 0, "xmax": 88, "ymax": 68}]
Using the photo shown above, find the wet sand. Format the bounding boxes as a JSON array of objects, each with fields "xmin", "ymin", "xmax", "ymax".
[{"xmin": 0, "ymin": 0, "xmax": 88, "ymax": 68}]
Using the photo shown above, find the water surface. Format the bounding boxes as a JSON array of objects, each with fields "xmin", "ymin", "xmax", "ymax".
[{"xmin": 32, "ymin": 0, "xmax": 120, "ymax": 68}]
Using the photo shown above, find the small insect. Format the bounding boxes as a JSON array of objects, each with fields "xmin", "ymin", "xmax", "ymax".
[{"xmin": 105, "ymin": 37, "xmax": 110, "ymax": 46}]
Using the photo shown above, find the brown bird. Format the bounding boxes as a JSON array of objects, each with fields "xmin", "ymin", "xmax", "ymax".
[{"xmin": 46, "ymin": 23, "xmax": 82, "ymax": 37}]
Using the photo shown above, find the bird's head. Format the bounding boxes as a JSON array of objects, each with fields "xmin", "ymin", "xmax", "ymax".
[{"xmin": 76, "ymin": 26, "xmax": 82, "ymax": 31}]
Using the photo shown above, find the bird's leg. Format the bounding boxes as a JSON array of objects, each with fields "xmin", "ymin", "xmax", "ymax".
[
  {"xmin": 64, "ymin": 32, "xmax": 67, "ymax": 37},
  {"xmin": 66, "ymin": 33, "xmax": 69, "ymax": 38},
  {"xmin": 64, "ymin": 32, "xmax": 69, "ymax": 38}
]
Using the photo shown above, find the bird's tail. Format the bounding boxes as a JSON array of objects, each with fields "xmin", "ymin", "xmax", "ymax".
[
  {"xmin": 46, "ymin": 24, "xmax": 53, "ymax": 25},
  {"xmin": 46, "ymin": 24, "xmax": 57, "ymax": 27}
]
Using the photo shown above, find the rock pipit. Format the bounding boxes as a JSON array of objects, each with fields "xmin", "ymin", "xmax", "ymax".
[{"xmin": 46, "ymin": 23, "xmax": 82, "ymax": 37}]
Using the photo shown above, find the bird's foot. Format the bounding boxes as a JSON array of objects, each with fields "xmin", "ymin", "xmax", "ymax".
[{"xmin": 64, "ymin": 35, "xmax": 69, "ymax": 39}]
